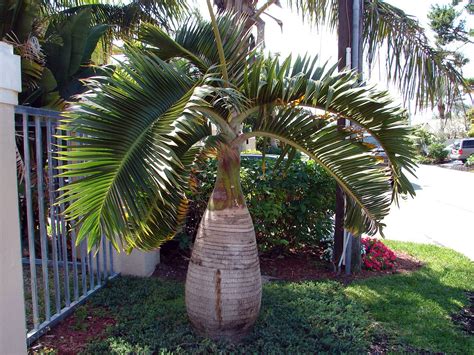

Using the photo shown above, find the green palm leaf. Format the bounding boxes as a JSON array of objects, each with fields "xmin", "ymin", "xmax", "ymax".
[
  {"xmin": 58, "ymin": 45, "xmax": 214, "ymax": 250},
  {"xmin": 235, "ymin": 54, "xmax": 416, "ymax": 234}
]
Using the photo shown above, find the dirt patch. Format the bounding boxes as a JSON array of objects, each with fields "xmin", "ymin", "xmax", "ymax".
[
  {"xmin": 152, "ymin": 250, "xmax": 189, "ymax": 281},
  {"xmin": 451, "ymin": 291, "xmax": 474, "ymax": 335},
  {"xmin": 29, "ymin": 305, "xmax": 115, "ymax": 354},
  {"xmin": 369, "ymin": 331, "xmax": 444, "ymax": 354}
]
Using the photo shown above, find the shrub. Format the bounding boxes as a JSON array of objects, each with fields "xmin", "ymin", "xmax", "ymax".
[
  {"xmin": 361, "ymin": 238, "xmax": 397, "ymax": 271},
  {"xmin": 466, "ymin": 154, "xmax": 474, "ymax": 167},
  {"xmin": 467, "ymin": 108, "xmax": 474, "ymax": 138},
  {"xmin": 177, "ymin": 157, "xmax": 336, "ymax": 255},
  {"xmin": 427, "ymin": 143, "xmax": 449, "ymax": 163}
]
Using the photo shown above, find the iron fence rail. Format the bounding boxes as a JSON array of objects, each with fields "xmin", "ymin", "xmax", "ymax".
[{"xmin": 14, "ymin": 105, "xmax": 118, "ymax": 345}]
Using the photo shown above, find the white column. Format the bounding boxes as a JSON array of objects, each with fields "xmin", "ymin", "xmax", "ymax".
[{"xmin": 0, "ymin": 42, "xmax": 27, "ymax": 354}]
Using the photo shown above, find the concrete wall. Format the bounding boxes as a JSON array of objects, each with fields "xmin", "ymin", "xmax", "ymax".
[
  {"xmin": 113, "ymin": 249, "xmax": 160, "ymax": 277},
  {"xmin": 0, "ymin": 42, "xmax": 27, "ymax": 355}
]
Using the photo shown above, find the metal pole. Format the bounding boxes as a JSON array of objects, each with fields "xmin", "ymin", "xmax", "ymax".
[{"xmin": 35, "ymin": 116, "xmax": 51, "ymax": 320}]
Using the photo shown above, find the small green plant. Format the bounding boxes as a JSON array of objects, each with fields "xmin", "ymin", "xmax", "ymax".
[
  {"xmin": 72, "ymin": 306, "xmax": 88, "ymax": 331},
  {"xmin": 427, "ymin": 143, "xmax": 448, "ymax": 163}
]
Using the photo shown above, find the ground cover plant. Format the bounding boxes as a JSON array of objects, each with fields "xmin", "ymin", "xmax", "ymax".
[{"xmin": 76, "ymin": 278, "xmax": 372, "ymax": 354}]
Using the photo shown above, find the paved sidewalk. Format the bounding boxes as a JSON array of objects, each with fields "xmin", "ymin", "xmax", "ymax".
[{"xmin": 378, "ymin": 165, "xmax": 474, "ymax": 260}]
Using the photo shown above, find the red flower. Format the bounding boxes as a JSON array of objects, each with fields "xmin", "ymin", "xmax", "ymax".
[{"xmin": 361, "ymin": 238, "xmax": 397, "ymax": 271}]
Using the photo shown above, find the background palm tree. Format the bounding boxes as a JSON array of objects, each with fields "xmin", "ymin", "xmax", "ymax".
[{"xmin": 59, "ymin": 13, "xmax": 416, "ymax": 340}]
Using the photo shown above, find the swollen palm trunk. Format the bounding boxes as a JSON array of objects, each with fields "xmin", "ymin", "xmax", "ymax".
[{"xmin": 185, "ymin": 145, "xmax": 262, "ymax": 341}]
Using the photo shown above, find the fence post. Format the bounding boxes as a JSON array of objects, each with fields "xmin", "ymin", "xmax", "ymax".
[{"xmin": 0, "ymin": 42, "xmax": 27, "ymax": 354}]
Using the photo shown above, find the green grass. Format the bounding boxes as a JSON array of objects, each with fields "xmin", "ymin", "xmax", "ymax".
[
  {"xmin": 84, "ymin": 279, "xmax": 371, "ymax": 354},
  {"xmin": 346, "ymin": 240, "xmax": 474, "ymax": 354}
]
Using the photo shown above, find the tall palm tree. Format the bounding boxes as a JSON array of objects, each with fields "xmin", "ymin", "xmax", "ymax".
[
  {"xmin": 214, "ymin": 0, "xmax": 467, "ymax": 110},
  {"xmin": 59, "ymin": 13, "xmax": 416, "ymax": 340}
]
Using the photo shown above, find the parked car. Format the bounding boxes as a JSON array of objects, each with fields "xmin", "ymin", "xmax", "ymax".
[
  {"xmin": 362, "ymin": 134, "xmax": 389, "ymax": 165},
  {"xmin": 450, "ymin": 138, "xmax": 474, "ymax": 163}
]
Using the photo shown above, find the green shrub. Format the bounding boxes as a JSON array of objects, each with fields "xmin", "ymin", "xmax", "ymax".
[
  {"xmin": 466, "ymin": 154, "xmax": 474, "ymax": 167},
  {"xmin": 415, "ymin": 155, "xmax": 435, "ymax": 164},
  {"xmin": 427, "ymin": 143, "xmax": 448, "ymax": 163},
  {"xmin": 83, "ymin": 277, "xmax": 372, "ymax": 354},
  {"xmin": 467, "ymin": 108, "xmax": 474, "ymax": 138},
  {"xmin": 411, "ymin": 126, "xmax": 437, "ymax": 155},
  {"xmin": 177, "ymin": 158, "xmax": 335, "ymax": 255}
]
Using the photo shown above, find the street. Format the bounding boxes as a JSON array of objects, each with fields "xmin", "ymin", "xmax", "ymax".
[{"xmin": 379, "ymin": 164, "xmax": 474, "ymax": 260}]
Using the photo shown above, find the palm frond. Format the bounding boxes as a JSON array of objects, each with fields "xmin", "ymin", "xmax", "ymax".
[
  {"xmin": 364, "ymin": 0, "xmax": 466, "ymax": 110},
  {"xmin": 57, "ymin": 45, "xmax": 213, "ymax": 251},
  {"xmin": 237, "ymin": 54, "xmax": 416, "ymax": 235},
  {"xmin": 284, "ymin": 0, "xmax": 466, "ymax": 110},
  {"xmin": 139, "ymin": 14, "xmax": 253, "ymax": 78}
]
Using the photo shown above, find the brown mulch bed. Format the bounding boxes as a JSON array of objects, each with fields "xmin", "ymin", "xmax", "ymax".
[
  {"xmin": 152, "ymin": 248, "xmax": 423, "ymax": 284},
  {"xmin": 29, "ymin": 305, "xmax": 115, "ymax": 355}
]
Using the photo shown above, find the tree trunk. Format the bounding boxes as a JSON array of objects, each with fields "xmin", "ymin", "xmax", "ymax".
[{"xmin": 185, "ymin": 144, "xmax": 262, "ymax": 341}]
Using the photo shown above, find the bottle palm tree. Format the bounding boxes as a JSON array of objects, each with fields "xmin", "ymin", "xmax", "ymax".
[{"xmin": 59, "ymin": 14, "xmax": 416, "ymax": 340}]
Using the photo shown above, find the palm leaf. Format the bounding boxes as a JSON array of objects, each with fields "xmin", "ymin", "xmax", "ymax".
[
  {"xmin": 58, "ymin": 45, "xmax": 214, "ymax": 250},
  {"xmin": 236, "ymin": 54, "xmax": 416, "ymax": 235}
]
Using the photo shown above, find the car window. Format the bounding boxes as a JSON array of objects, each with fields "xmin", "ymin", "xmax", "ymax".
[
  {"xmin": 363, "ymin": 136, "xmax": 380, "ymax": 147},
  {"xmin": 462, "ymin": 140, "xmax": 474, "ymax": 148},
  {"xmin": 453, "ymin": 142, "xmax": 461, "ymax": 149}
]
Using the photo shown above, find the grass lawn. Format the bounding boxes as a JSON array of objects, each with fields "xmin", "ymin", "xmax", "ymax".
[
  {"xmin": 346, "ymin": 240, "xmax": 474, "ymax": 353},
  {"xmin": 33, "ymin": 241, "xmax": 473, "ymax": 354}
]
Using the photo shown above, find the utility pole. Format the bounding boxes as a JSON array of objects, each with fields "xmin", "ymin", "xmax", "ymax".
[
  {"xmin": 335, "ymin": 0, "xmax": 364, "ymax": 274},
  {"xmin": 334, "ymin": 0, "xmax": 353, "ymax": 273}
]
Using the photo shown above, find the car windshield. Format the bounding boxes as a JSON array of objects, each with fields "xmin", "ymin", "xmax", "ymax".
[{"xmin": 453, "ymin": 142, "xmax": 461, "ymax": 149}]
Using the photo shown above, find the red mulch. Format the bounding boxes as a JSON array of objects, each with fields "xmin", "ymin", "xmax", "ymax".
[
  {"xmin": 29, "ymin": 305, "xmax": 115, "ymax": 355},
  {"xmin": 153, "ymin": 249, "xmax": 423, "ymax": 284}
]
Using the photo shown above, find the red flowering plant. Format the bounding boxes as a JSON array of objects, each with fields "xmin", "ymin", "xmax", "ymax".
[{"xmin": 361, "ymin": 238, "xmax": 397, "ymax": 271}]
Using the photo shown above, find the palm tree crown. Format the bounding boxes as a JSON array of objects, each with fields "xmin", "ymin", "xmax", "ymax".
[{"xmin": 59, "ymin": 14, "xmax": 416, "ymax": 252}]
